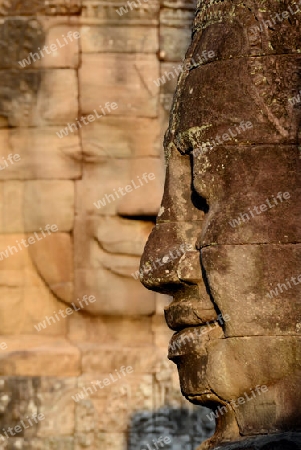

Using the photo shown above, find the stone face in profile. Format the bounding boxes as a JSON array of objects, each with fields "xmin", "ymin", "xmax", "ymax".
[{"xmin": 140, "ymin": 1, "xmax": 301, "ymax": 448}]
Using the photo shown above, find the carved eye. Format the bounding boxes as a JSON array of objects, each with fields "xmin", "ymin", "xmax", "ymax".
[
  {"xmin": 58, "ymin": 143, "xmax": 82, "ymax": 162},
  {"xmin": 81, "ymin": 140, "xmax": 113, "ymax": 162},
  {"xmin": 191, "ymin": 188, "xmax": 209, "ymax": 214},
  {"xmin": 189, "ymin": 153, "xmax": 210, "ymax": 214},
  {"xmin": 59, "ymin": 140, "xmax": 113, "ymax": 163}
]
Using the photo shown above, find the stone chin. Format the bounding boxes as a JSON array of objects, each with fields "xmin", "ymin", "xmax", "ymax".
[
  {"xmin": 171, "ymin": 334, "xmax": 301, "ymax": 445},
  {"xmin": 167, "ymin": 324, "xmax": 225, "ymax": 406}
]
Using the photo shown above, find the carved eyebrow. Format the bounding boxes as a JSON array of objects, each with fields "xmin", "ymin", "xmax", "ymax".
[
  {"xmin": 174, "ymin": 131, "xmax": 194, "ymax": 155},
  {"xmin": 175, "ymin": 126, "xmax": 212, "ymax": 155}
]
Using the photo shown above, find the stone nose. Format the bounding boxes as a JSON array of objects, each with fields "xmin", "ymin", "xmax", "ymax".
[
  {"xmin": 139, "ymin": 222, "xmax": 195, "ymax": 293},
  {"xmin": 176, "ymin": 250, "xmax": 203, "ymax": 284},
  {"xmin": 140, "ymin": 224, "xmax": 218, "ymax": 328}
]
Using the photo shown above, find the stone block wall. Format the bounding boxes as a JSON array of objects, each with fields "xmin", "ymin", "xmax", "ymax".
[{"xmin": 0, "ymin": 0, "xmax": 213, "ymax": 448}]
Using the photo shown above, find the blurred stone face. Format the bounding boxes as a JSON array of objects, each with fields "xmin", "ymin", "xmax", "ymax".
[
  {"xmin": 73, "ymin": 145, "xmax": 164, "ymax": 316},
  {"xmin": 141, "ymin": 0, "xmax": 301, "ymax": 444},
  {"xmin": 0, "ymin": 12, "xmax": 166, "ymax": 331},
  {"xmin": 19, "ymin": 127, "xmax": 165, "ymax": 318}
]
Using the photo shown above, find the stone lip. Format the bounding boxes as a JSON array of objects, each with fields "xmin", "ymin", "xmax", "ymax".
[{"xmin": 204, "ymin": 432, "xmax": 301, "ymax": 450}]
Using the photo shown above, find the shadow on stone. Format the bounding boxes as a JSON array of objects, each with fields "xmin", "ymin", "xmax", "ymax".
[{"xmin": 128, "ymin": 406, "xmax": 215, "ymax": 450}]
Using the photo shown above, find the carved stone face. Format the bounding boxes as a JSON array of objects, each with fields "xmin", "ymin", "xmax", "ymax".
[
  {"xmin": 141, "ymin": 1, "xmax": 301, "ymax": 446},
  {"xmin": 0, "ymin": 14, "xmax": 164, "ymax": 328}
]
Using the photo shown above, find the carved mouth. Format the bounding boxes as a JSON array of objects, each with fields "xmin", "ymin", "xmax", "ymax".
[
  {"xmin": 164, "ymin": 301, "xmax": 218, "ymax": 331},
  {"xmin": 168, "ymin": 322, "xmax": 222, "ymax": 359}
]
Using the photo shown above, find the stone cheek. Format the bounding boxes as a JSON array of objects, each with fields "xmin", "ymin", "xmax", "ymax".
[
  {"xmin": 206, "ymin": 337, "xmax": 301, "ymax": 430},
  {"xmin": 202, "ymin": 244, "xmax": 301, "ymax": 337},
  {"xmin": 191, "ymin": 146, "xmax": 301, "ymax": 245}
]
